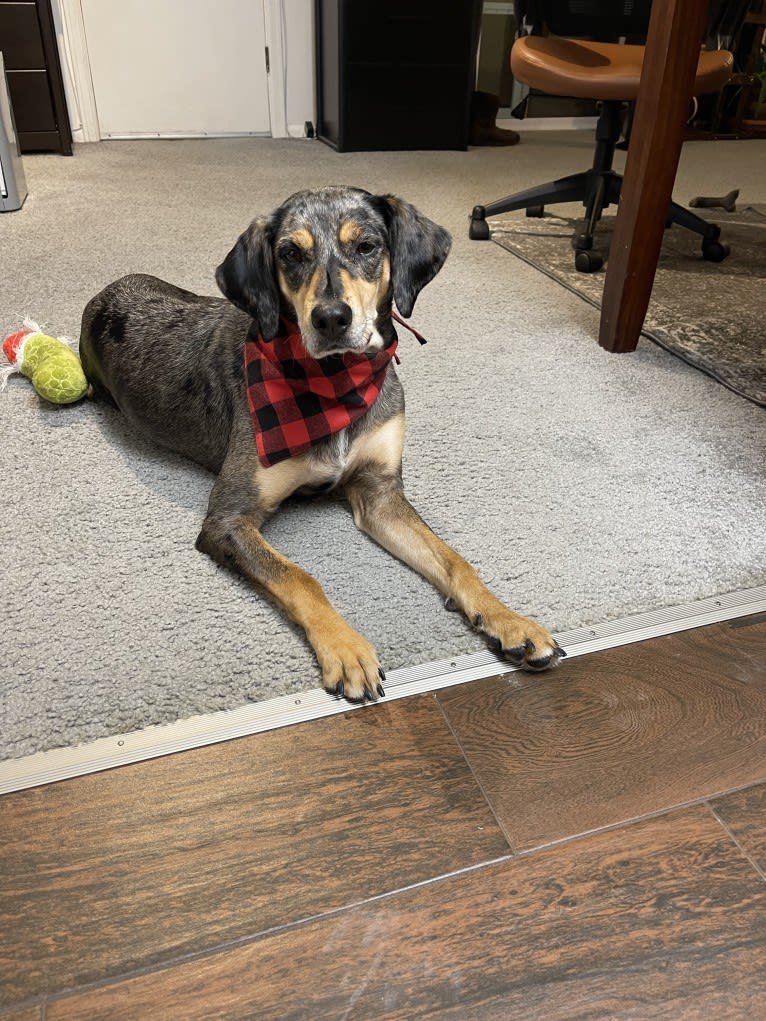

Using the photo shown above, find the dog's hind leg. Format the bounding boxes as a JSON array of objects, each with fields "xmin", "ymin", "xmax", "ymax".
[
  {"xmin": 345, "ymin": 471, "xmax": 566, "ymax": 672},
  {"xmin": 196, "ymin": 464, "xmax": 385, "ymax": 704}
]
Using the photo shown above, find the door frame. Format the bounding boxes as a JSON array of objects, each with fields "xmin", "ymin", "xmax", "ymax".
[{"xmin": 56, "ymin": 0, "xmax": 287, "ymax": 142}]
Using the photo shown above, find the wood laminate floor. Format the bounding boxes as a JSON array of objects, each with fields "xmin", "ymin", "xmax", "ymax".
[{"xmin": 1, "ymin": 616, "xmax": 765, "ymax": 1019}]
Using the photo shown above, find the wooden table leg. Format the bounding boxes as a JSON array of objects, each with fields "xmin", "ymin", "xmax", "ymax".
[{"xmin": 598, "ymin": 0, "xmax": 709, "ymax": 352}]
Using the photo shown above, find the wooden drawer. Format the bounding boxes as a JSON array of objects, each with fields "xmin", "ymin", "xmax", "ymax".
[
  {"xmin": 0, "ymin": 2, "xmax": 46, "ymax": 69},
  {"xmin": 7, "ymin": 68, "xmax": 56, "ymax": 132},
  {"xmin": 0, "ymin": 0, "xmax": 71, "ymax": 153}
]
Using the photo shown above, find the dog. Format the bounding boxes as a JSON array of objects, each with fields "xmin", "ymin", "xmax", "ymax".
[{"xmin": 79, "ymin": 186, "xmax": 565, "ymax": 703}]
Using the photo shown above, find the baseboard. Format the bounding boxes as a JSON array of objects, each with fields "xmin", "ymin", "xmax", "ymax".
[
  {"xmin": 497, "ymin": 116, "xmax": 598, "ymax": 131},
  {"xmin": 99, "ymin": 132, "xmax": 272, "ymax": 140}
]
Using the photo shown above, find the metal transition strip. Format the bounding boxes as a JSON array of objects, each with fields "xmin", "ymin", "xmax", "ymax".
[{"xmin": 1, "ymin": 585, "xmax": 764, "ymax": 796}]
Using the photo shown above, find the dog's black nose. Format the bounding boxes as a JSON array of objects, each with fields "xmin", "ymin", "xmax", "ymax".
[{"xmin": 311, "ymin": 302, "xmax": 352, "ymax": 342}]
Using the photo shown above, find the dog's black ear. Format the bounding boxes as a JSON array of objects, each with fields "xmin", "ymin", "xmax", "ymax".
[
  {"xmin": 215, "ymin": 217, "xmax": 280, "ymax": 339},
  {"xmin": 374, "ymin": 195, "xmax": 452, "ymax": 318}
]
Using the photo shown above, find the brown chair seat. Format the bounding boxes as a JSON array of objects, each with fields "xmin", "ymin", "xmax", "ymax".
[
  {"xmin": 469, "ymin": 10, "xmax": 734, "ymax": 274},
  {"xmin": 511, "ymin": 37, "xmax": 733, "ymax": 102}
]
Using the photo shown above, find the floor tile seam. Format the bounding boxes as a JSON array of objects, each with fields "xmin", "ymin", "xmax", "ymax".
[
  {"xmin": 704, "ymin": 801, "xmax": 766, "ymax": 884},
  {"xmin": 431, "ymin": 691, "xmax": 522, "ymax": 855},
  {"xmin": 0, "ymin": 998, "xmax": 44, "ymax": 1020},
  {"xmin": 509, "ymin": 776, "xmax": 766, "ymax": 862},
  {"xmin": 431, "ymin": 697, "xmax": 766, "ymax": 864},
  {"xmin": 13, "ymin": 792, "xmax": 766, "ymax": 1008},
  {"xmin": 27, "ymin": 794, "xmax": 766, "ymax": 1015},
  {"xmin": 28, "ymin": 853, "xmax": 515, "ymax": 1011},
  {"xmin": 14, "ymin": 783, "xmax": 766, "ymax": 1011}
]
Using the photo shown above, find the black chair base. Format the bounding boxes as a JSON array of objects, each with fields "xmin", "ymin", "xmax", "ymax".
[{"xmin": 469, "ymin": 101, "xmax": 730, "ymax": 272}]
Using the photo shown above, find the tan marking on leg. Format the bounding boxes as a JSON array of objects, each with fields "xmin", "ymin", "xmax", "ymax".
[
  {"xmin": 199, "ymin": 511, "xmax": 383, "ymax": 702},
  {"xmin": 264, "ymin": 549, "xmax": 382, "ymax": 700},
  {"xmin": 345, "ymin": 477, "xmax": 562, "ymax": 670}
]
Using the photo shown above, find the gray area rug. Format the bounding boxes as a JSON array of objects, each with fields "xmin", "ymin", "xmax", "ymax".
[
  {"xmin": 2, "ymin": 138, "xmax": 765, "ymax": 763},
  {"xmin": 491, "ymin": 207, "xmax": 766, "ymax": 406}
]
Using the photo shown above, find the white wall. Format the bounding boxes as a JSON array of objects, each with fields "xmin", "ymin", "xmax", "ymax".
[{"xmin": 283, "ymin": 0, "xmax": 316, "ymax": 136}]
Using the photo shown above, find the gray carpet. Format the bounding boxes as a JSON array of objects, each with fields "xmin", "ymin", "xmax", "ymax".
[
  {"xmin": 2, "ymin": 137, "xmax": 766, "ymax": 762},
  {"xmin": 491, "ymin": 207, "xmax": 766, "ymax": 406}
]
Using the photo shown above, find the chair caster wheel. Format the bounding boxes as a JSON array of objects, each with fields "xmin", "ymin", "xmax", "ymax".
[
  {"xmin": 469, "ymin": 206, "xmax": 490, "ymax": 241},
  {"xmin": 701, "ymin": 239, "xmax": 730, "ymax": 262},
  {"xmin": 575, "ymin": 250, "xmax": 603, "ymax": 273},
  {"xmin": 526, "ymin": 205, "xmax": 545, "ymax": 218},
  {"xmin": 571, "ymin": 232, "xmax": 593, "ymax": 251}
]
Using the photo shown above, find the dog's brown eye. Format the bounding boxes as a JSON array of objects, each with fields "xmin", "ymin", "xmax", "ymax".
[
  {"xmin": 281, "ymin": 245, "xmax": 302, "ymax": 264},
  {"xmin": 356, "ymin": 241, "xmax": 377, "ymax": 257}
]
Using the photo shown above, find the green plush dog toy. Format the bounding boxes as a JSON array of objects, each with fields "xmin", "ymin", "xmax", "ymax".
[{"xmin": 2, "ymin": 322, "xmax": 88, "ymax": 404}]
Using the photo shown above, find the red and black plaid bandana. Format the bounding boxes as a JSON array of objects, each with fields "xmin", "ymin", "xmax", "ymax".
[{"xmin": 245, "ymin": 318, "xmax": 400, "ymax": 467}]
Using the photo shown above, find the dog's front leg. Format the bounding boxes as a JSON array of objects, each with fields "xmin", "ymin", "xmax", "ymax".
[
  {"xmin": 197, "ymin": 508, "xmax": 385, "ymax": 704},
  {"xmin": 345, "ymin": 471, "xmax": 565, "ymax": 671}
]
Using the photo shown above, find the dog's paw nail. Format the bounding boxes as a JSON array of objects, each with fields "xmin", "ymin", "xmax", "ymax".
[
  {"xmin": 378, "ymin": 667, "xmax": 387, "ymax": 682},
  {"xmin": 472, "ymin": 613, "xmax": 484, "ymax": 629},
  {"xmin": 445, "ymin": 597, "xmax": 458, "ymax": 612},
  {"xmin": 377, "ymin": 683, "xmax": 386, "ymax": 698},
  {"xmin": 554, "ymin": 645, "xmax": 568, "ymax": 658}
]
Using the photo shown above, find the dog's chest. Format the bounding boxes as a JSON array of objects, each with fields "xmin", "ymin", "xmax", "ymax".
[
  {"xmin": 296, "ymin": 430, "xmax": 352, "ymax": 494},
  {"xmin": 255, "ymin": 414, "xmax": 403, "ymax": 514}
]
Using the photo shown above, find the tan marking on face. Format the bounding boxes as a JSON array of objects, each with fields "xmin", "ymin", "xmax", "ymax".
[
  {"xmin": 338, "ymin": 262, "xmax": 391, "ymax": 333},
  {"xmin": 291, "ymin": 227, "xmax": 315, "ymax": 252},
  {"xmin": 278, "ymin": 265, "xmax": 324, "ymax": 330},
  {"xmin": 377, "ymin": 255, "xmax": 391, "ymax": 307},
  {"xmin": 339, "ymin": 220, "xmax": 362, "ymax": 245},
  {"xmin": 277, "ymin": 228, "xmax": 317, "ymax": 326}
]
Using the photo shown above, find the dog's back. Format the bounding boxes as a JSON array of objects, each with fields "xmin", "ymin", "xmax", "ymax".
[{"xmin": 80, "ymin": 273, "xmax": 249, "ymax": 472}]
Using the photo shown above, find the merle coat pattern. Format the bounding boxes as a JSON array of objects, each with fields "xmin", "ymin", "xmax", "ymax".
[{"xmin": 79, "ymin": 186, "xmax": 565, "ymax": 702}]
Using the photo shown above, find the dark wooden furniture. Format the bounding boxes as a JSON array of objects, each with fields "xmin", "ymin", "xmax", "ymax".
[
  {"xmin": 0, "ymin": 0, "xmax": 72, "ymax": 154},
  {"xmin": 599, "ymin": 0, "xmax": 710, "ymax": 352},
  {"xmin": 315, "ymin": 0, "xmax": 478, "ymax": 152},
  {"xmin": 738, "ymin": 1, "xmax": 766, "ymax": 136}
]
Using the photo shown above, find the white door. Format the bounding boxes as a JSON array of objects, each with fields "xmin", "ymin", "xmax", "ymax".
[{"xmin": 79, "ymin": 0, "xmax": 271, "ymax": 138}]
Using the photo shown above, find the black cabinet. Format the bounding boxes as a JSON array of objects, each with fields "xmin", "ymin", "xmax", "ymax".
[
  {"xmin": 315, "ymin": 0, "xmax": 478, "ymax": 152},
  {"xmin": 0, "ymin": 0, "xmax": 72, "ymax": 154}
]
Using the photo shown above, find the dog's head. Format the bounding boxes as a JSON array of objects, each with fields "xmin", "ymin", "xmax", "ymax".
[{"xmin": 216, "ymin": 186, "xmax": 451, "ymax": 357}]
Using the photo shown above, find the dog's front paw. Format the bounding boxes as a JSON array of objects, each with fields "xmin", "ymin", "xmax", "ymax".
[
  {"xmin": 463, "ymin": 599, "xmax": 566, "ymax": 671},
  {"xmin": 311, "ymin": 621, "xmax": 386, "ymax": 704}
]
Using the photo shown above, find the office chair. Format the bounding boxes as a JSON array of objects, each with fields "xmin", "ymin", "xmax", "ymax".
[{"xmin": 469, "ymin": 0, "xmax": 734, "ymax": 272}]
